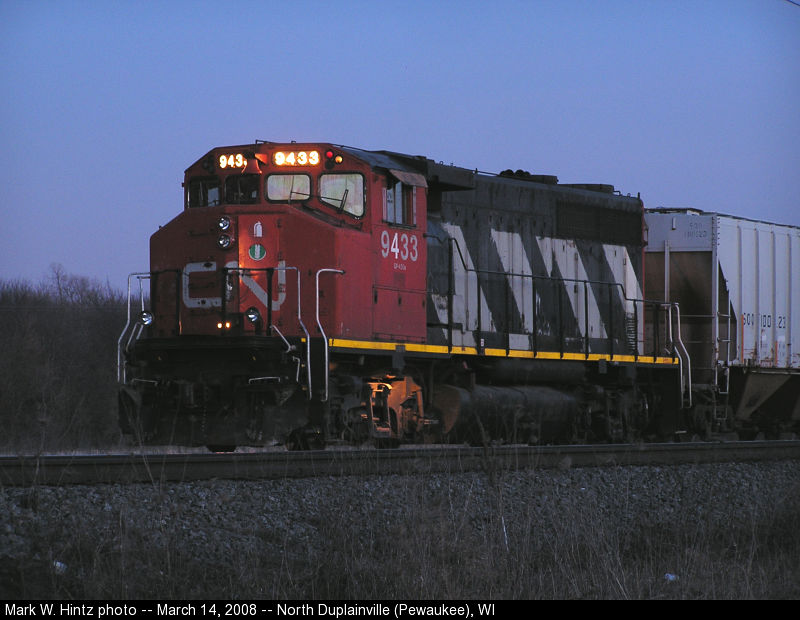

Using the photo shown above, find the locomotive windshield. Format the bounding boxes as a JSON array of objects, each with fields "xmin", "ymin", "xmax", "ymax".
[
  {"xmin": 189, "ymin": 175, "xmax": 259, "ymax": 206},
  {"xmin": 224, "ymin": 174, "xmax": 259, "ymax": 204},
  {"xmin": 319, "ymin": 173, "xmax": 364, "ymax": 217},
  {"xmin": 187, "ymin": 177, "xmax": 220, "ymax": 208},
  {"xmin": 187, "ymin": 171, "xmax": 364, "ymax": 216},
  {"xmin": 266, "ymin": 174, "xmax": 311, "ymax": 202}
]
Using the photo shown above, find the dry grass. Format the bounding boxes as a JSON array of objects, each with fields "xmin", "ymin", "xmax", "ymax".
[{"xmin": 301, "ymin": 477, "xmax": 800, "ymax": 600}]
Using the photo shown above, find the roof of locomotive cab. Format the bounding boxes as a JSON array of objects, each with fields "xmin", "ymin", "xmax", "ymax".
[{"xmin": 182, "ymin": 141, "xmax": 424, "ymax": 180}]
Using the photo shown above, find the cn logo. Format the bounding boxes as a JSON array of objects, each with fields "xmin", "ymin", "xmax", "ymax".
[{"xmin": 240, "ymin": 261, "xmax": 286, "ymax": 310}]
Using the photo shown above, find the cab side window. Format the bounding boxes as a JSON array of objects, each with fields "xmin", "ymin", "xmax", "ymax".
[{"xmin": 384, "ymin": 181, "xmax": 416, "ymax": 226}]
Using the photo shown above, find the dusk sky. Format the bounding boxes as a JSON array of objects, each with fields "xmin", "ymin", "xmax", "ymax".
[{"xmin": 2, "ymin": 0, "xmax": 798, "ymax": 291}]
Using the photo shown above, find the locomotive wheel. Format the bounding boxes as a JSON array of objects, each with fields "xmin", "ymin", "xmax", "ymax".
[{"xmin": 285, "ymin": 425, "xmax": 325, "ymax": 451}]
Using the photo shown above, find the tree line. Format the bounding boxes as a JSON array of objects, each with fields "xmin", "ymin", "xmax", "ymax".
[{"xmin": 0, "ymin": 265, "xmax": 126, "ymax": 452}]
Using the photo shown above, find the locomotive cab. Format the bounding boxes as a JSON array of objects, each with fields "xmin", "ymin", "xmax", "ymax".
[{"xmin": 118, "ymin": 142, "xmax": 435, "ymax": 448}]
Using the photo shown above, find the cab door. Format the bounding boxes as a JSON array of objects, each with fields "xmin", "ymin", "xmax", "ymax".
[{"xmin": 372, "ymin": 171, "xmax": 428, "ymax": 341}]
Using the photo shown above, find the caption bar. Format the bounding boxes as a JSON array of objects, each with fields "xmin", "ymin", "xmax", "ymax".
[{"xmin": 6, "ymin": 603, "xmax": 498, "ymax": 619}]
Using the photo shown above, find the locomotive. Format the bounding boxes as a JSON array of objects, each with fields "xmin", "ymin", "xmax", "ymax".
[{"xmin": 117, "ymin": 140, "xmax": 799, "ymax": 449}]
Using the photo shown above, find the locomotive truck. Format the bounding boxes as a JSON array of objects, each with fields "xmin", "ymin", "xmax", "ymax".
[{"xmin": 117, "ymin": 141, "xmax": 799, "ymax": 449}]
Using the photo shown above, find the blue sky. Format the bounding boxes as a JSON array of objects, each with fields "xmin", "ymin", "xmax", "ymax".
[{"xmin": 1, "ymin": 0, "xmax": 798, "ymax": 291}]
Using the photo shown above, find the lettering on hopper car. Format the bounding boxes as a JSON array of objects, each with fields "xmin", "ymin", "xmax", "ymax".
[
  {"xmin": 742, "ymin": 313, "xmax": 788, "ymax": 329},
  {"xmin": 685, "ymin": 220, "xmax": 709, "ymax": 239}
]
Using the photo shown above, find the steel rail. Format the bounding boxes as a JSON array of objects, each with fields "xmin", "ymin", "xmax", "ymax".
[{"xmin": 1, "ymin": 441, "xmax": 799, "ymax": 487}]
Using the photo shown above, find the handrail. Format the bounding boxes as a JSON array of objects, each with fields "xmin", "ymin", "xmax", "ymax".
[
  {"xmin": 315, "ymin": 268, "xmax": 345, "ymax": 402},
  {"xmin": 666, "ymin": 304, "xmax": 684, "ymax": 405},
  {"xmin": 270, "ymin": 325, "xmax": 301, "ymax": 383},
  {"xmin": 668, "ymin": 303, "xmax": 692, "ymax": 408},
  {"xmin": 117, "ymin": 272, "xmax": 151, "ymax": 384},
  {"xmin": 285, "ymin": 266, "xmax": 312, "ymax": 400},
  {"xmin": 446, "ymin": 236, "xmax": 669, "ymax": 358},
  {"xmin": 220, "ymin": 264, "xmax": 311, "ymax": 398}
]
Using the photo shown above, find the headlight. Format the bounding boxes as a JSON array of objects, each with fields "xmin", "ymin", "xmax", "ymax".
[
  {"xmin": 139, "ymin": 311, "xmax": 154, "ymax": 326},
  {"xmin": 218, "ymin": 234, "xmax": 232, "ymax": 249},
  {"xmin": 218, "ymin": 216, "xmax": 231, "ymax": 231},
  {"xmin": 245, "ymin": 307, "xmax": 261, "ymax": 323}
]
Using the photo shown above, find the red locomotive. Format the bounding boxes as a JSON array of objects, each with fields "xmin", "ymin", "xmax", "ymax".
[{"xmin": 117, "ymin": 140, "xmax": 798, "ymax": 449}]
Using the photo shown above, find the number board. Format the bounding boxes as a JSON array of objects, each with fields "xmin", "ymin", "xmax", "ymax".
[
  {"xmin": 273, "ymin": 151, "xmax": 320, "ymax": 166},
  {"xmin": 218, "ymin": 153, "xmax": 247, "ymax": 169}
]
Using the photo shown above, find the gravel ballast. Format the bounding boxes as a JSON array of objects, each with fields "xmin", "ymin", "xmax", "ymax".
[{"xmin": 2, "ymin": 460, "xmax": 799, "ymax": 599}]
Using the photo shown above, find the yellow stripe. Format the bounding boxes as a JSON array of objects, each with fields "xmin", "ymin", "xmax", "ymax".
[
  {"xmin": 328, "ymin": 338, "xmax": 678, "ymax": 366},
  {"xmin": 329, "ymin": 339, "xmax": 396, "ymax": 351},
  {"xmin": 405, "ymin": 343, "xmax": 449, "ymax": 355}
]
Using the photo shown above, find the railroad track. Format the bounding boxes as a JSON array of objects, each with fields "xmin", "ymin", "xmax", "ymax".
[{"xmin": 2, "ymin": 440, "xmax": 800, "ymax": 487}]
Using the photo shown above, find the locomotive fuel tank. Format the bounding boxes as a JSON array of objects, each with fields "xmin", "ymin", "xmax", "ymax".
[{"xmin": 434, "ymin": 384, "xmax": 578, "ymax": 445}]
